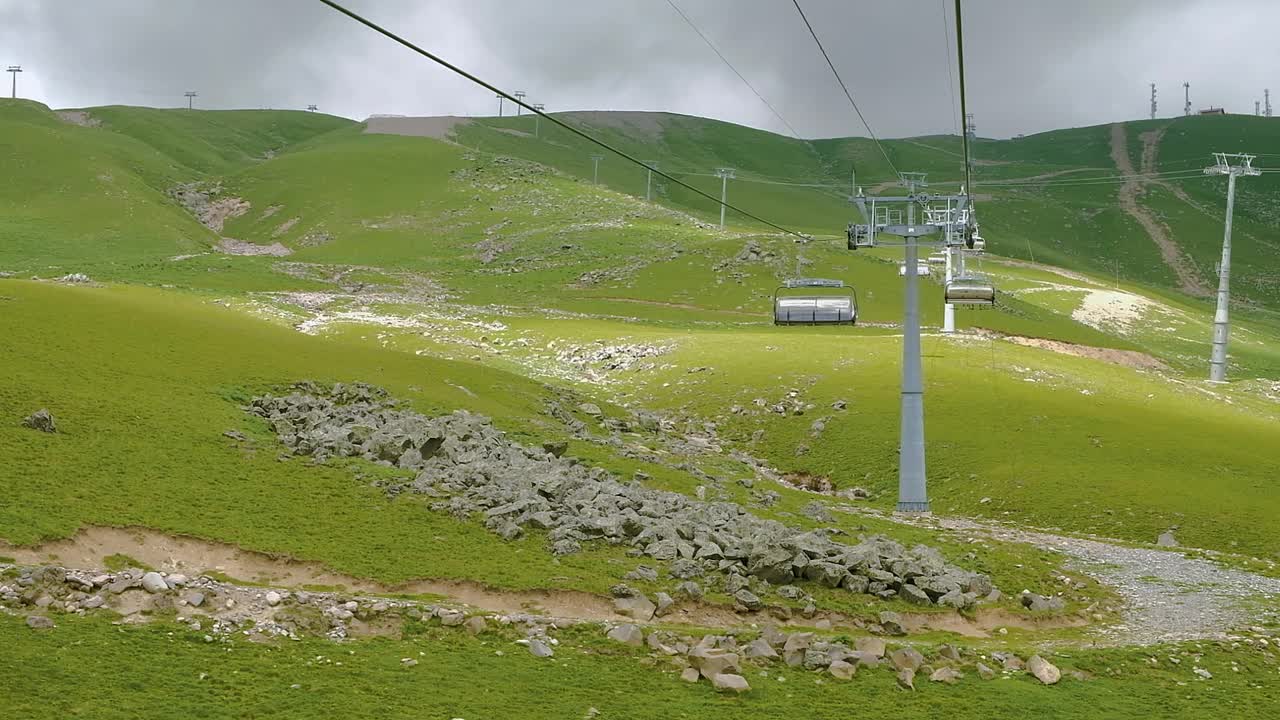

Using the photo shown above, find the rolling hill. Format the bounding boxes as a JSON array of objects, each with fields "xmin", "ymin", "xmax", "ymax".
[{"xmin": 3, "ymin": 99, "xmax": 1280, "ymax": 718}]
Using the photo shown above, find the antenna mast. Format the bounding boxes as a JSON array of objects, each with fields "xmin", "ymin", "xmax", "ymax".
[
  {"xmin": 1150, "ymin": 83, "xmax": 1157, "ymax": 120},
  {"xmin": 1183, "ymin": 82, "xmax": 1191, "ymax": 116},
  {"xmin": 1266, "ymin": 89, "xmax": 1273, "ymax": 118}
]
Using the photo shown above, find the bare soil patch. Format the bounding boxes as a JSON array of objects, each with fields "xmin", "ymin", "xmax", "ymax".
[
  {"xmin": 1110, "ymin": 123, "xmax": 1209, "ymax": 296},
  {"xmin": 364, "ymin": 115, "xmax": 472, "ymax": 140},
  {"xmin": 218, "ymin": 238, "xmax": 292, "ymax": 257},
  {"xmin": 55, "ymin": 110, "xmax": 100, "ymax": 128},
  {"xmin": 986, "ymin": 331, "xmax": 1168, "ymax": 371},
  {"xmin": 1, "ymin": 526, "xmax": 1052, "ymax": 637}
]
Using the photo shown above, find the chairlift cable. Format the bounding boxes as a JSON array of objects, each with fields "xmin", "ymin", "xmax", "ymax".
[
  {"xmin": 666, "ymin": 0, "xmax": 805, "ymax": 140},
  {"xmin": 791, "ymin": 0, "xmax": 900, "ymax": 177},
  {"xmin": 939, "ymin": 0, "xmax": 961, "ymax": 139},
  {"xmin": 315, "ymin": 0, "xmax": 811, "ymax": 241},
  {"xmin": 954, "ymin": 0, "xmax": 973, "ymax": 200}
]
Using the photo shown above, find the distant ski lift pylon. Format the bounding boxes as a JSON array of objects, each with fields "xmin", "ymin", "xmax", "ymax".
[
  {"xmin": 773, "ymin": 278, "xmax": 857, "ymax": 325},
  {"xmin": 944, "ymin": 274, "xmax": 996, "ymax": 306}
]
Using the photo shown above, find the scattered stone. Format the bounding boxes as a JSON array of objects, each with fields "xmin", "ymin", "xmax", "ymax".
[
  {"xmin": 680, "ymin": 667, "xmax": 701, "ymax": 683},
  {"xmin": 733, "ymin": 589, "xmax": 763, "ymax": 611},
  {"xmin": 1193, "ymin": 667, "xmax": 1212, "ymax": 680},
  {"xmin": 854, "ymin": 637, "xmax": 886, "ymax": 658},
  {"xmin": 653, "ymin": 592, "xmax": 674, "ymax": 617},
  {"xmin": 828, "ymin": 660, "xmax": 856, "ymax": 680},
  {"xmin": 578, "ymin": 403, "xmax": 603, "ymax": 417},
  {"xmin": 878, "ymin": 612, "xmax": 907, "ymax": 636},
  {"xmin": 799, "ymin": 501, "xmax": 833, "ymax": 523},
  {"xmin": 614, "ymin": 593, "xmax": 657, "ymax": 620},
  {"xmin": 1157, "ymin": 531, "xmax": 1178, "ymax": 547},
  {"xmin": 140, "ymin": 572, "xmax": 169, "ymax": 594},
  {"xmin": 623, "ymin": 565, "xmax": 659, "ymax": 583},
  {"xmin": 896, "ymin": 668, "xmax": 916, "ymax": 691},
  {"xmin": 21, "ymin": 409, "xmax": 57, "ymax": 434},
  {"xmin": 776, "ymin": 585, "xmax": 804, "ymax": 600},
  {"xmin": 81, "ymin": 595, "xmax": 105, "ymax": 609},
  {"xmin": 899, "ymin": 584, "xmax": 931, "ymax": 606},
  {"xmin": 527, "ymin": 639, "xmax": 554, "ymax": 658},
  {"xmin": 930, "ymin": 667, "xmax": 963, "ymax": 684},
  {"xmin": 26, "ymin": 615, "xmax": 54, "ymax": 630},
  {"xmin": 464, "ymin": 616, "xmax": 488, "ymax": 635},
  {"xmin": 782, "ymin": 633, "xmax": 813, "ymax": 667},
  {"xmin": 606, "ymin": 624, "xmax": 645, "ymax": 647},
  {"xmin": 438, "ymin": 610, "xmax": 466, "ymax": 627},
  {"xmin": 1027, "ymin": 655, "xmax": 1061, "ymax": 685},
  {"xmin": 265, "ymin": 591, "xmax": 282, "ymax": 607},
  {"xmin": 742, "ymin": 638, "xmax": 778, "ymax": 660},
  {"xmin": 184, "ymin": 591, "xmax": 206, "ymax": 608},
  {"xmin": 976, "ymin": 662, "xmax": 996, "ymax": 680},
  {"xmin": 1021, "ymin": 593, "xmax": 1065, "ymax": 613},
  {"xmin": 542, "ymin": 441, "xmax": 569, "ymax": 458},
  {"xmin": 832, "ymin": 400, "xmax": 848, "ymax": 410},
  {"xmin": 689, "ymin": 647, "xmax": 741, "ymax": 680},
  {"xmin": 709, "ymin": 673, "xmax": 750, "ymax": 693},
  {"xmin": 890, "ymin": 647, "xmax": 924, "ymax": 673},
  {"xmin": 938, "ymin": 644, "xmax": 962, "ymax": 662},
  {"xmin": 676, "ymin": 581, "xmax": 702, "ymax": 599}
]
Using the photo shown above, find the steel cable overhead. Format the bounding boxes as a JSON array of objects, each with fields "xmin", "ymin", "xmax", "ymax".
[
  {"xmin": 953, "ymin": 0, "xmax": 973, "ymax": 197},
  {"xmin": 790, "ymin": 0, "xmax": 900, "ymax": 178},
  {"xmin": 939, "ymin": 0, "xmax": 961, "ymax": 138},
  {"xmin": 315, "ymin": 0, "xmax": 811, "ymax": 240},
  {"xmin": 978, "ymin": 170, "xmax": 1210, "ymax": 188},
  {"xmin": 666, "ymin": 0, "xmax": 805, "ymax": 140}
]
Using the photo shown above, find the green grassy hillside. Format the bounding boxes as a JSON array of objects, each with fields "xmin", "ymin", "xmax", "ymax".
[{"xmin": 4, "ymin": 101, "xmax": 1280, "ymax": 717}]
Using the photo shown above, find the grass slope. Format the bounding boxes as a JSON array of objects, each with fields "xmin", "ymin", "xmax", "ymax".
[{"xmin": 3, "ymin": 614, "xmax": 1276, "ymax": 720}]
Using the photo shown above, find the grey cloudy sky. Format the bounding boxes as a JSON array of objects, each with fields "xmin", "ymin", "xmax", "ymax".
[{"xmin": 1, "ymin": 0, "xmax": 1277, "ymax": 139}]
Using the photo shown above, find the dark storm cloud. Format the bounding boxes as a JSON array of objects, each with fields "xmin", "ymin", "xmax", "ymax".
[{"xmin": 1, "ymin": 0, "xmax": 1278, "ymax": 138}]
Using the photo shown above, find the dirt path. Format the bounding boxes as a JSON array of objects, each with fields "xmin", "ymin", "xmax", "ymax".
[
  {"xmin": 972, "ymin": 329, "xmax": 1168, "ymax": 370},
  {"xmin": 1110, "ymin": 123, "xmax": 1210, "ymax": 296},
  {"xmin": 364, "ymin": 116, "xmax": 473, "ymax": 140},
  {"xmin": 1, "ymin": 525, "xmax": 1069, "ymax": 638},
  {"xmin": 860, "ymin": 511, "xmax": 1280, "ymax": 646}
]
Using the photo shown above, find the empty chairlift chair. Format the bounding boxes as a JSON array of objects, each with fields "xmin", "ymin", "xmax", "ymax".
[
  {"xmin": 944, "ymin": 274, "xmax": 996, "ymax": 306},
  {"xmin": 773, "ymin": 278, "xmax": 858, "ymax": 326},
  {"xmin": 969, "ymin": 231, "xmax": 986, "ymax": 254}
]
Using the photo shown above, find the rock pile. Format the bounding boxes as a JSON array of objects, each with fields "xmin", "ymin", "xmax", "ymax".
[
  {"xmin": 554, "ymin": 342, "xmax": 672, "ymax": 375},
  {"xmin": 249, "ymin": 382, "xmax": 993, "ymax": 610},
  {"xmin": 21, "ymin": 409, "xmax": 57, "ymax": 433},
  {"xmin": 0, "ymin": 562, "xmax": 570, "ymax": 646}
]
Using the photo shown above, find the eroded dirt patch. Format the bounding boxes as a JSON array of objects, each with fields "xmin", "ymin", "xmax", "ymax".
[
  {"xmin": 55, "ymin": 110, "xmax": 100, "ymax": 127},
  {"xmin": 980, "ymin": 330, "xmax": 1168, "ymax": 370},
  {"xmin": 1110, "ymin": 123, "xmax": 1209, "ymax": 296},
  {"xmin": 364, "ymin": 115, "xmax": 472, "ymax": 140},
  {"xmin": 0, "ymin": 526, "xmax": 1069, "ymax": 638},
  {"xmin": 171, "ymin": 182, "xmax": 251, "ymax": 233},
  {"xmin": 218, "ymin": 238, "xmax": 292, "ymax": 257}
]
